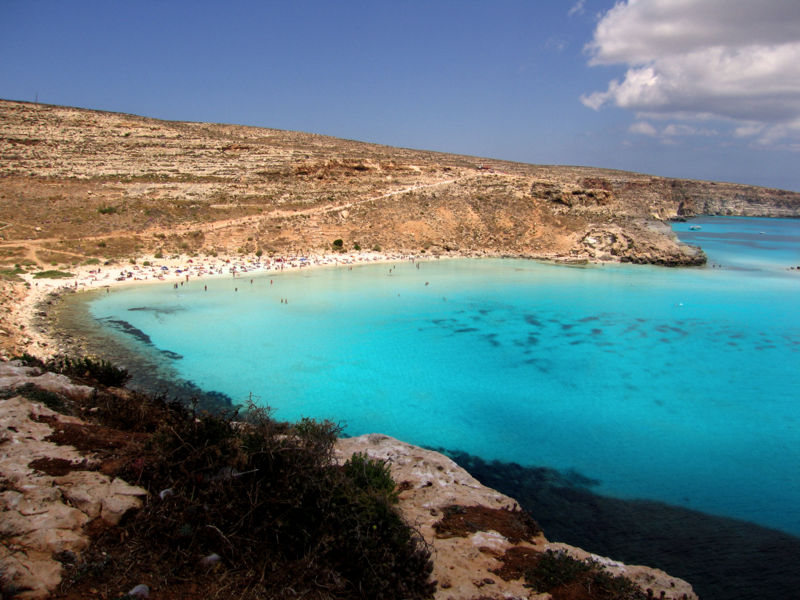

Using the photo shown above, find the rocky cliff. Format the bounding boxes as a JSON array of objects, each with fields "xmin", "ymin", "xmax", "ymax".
[
  {"xmin": 337, "ymin": 434, "xmax": 697, "ymax": 600},
  {"xmin": 0, "ymin": 362, "xmax": 696, "ymax": 599}
]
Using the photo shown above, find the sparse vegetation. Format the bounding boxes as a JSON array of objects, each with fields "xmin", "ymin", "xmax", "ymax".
[
  {"xmin": 17, "ymin": 359, "xmax": 436, "ymax": 600},
  {"xmin": 524, "ymin": 550, "xmax": 647, "ymax": 600},
  {"xmin": 0, "ymin": 382, "xmax": 69, "ymax": 413},
  {"xmin": 33, "ymin": 269, "xmax": 73, "ymax": 279},
  {"xmin": 0, "ymin": 266, "xmax": 26, "ymax": 281},
  {"xmin": 17, "ymin": 353, "xmax": 131, "ymax": 388}
]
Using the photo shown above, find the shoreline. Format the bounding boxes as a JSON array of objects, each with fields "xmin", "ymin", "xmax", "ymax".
[
  {"xmin": 14, "ymin": 248, "xmax": 611, "ymax": 361},
  {"xmin": 16, "ymin": 251, "xmax": 431, "ymax": 359}
]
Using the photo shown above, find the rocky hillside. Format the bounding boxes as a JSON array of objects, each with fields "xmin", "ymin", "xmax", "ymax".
[{"xmin": 2, "ymin": 99, "xmax": 798, "ymax": 275}]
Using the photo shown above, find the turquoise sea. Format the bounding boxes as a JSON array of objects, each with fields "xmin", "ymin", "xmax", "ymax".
[{"xmin": 74, "ymin": 216, "xmax": 800, "ymax": 598}]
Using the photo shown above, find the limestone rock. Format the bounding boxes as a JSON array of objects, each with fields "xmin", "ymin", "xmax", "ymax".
[
  {"xmin": 0, "ymin": 361, "xmax": 95, "ymax": 400},
  {"xmin": 55, "ymin": 472, "xmax": 146, "ymax": 523},
  {"xmin": 336, "ymin": 434, "xmax": 698, "ymax": 600},
  {"xmin": 0, "ymin": 387, "xmax": 147, "ymax": 598},
  {"xmin": 0, "ymin": 548, "xmax": 63, "ymax": 600}
]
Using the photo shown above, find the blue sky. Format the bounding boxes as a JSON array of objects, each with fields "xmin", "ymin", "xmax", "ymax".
[{"xmin": 2, "ymin": 0, "xmax": 799, "ymax": 191}]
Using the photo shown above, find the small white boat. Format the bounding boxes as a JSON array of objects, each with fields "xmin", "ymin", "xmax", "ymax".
[{"xmin": 689, "ymin": 225, "xmax": 702, "ymax": 231}]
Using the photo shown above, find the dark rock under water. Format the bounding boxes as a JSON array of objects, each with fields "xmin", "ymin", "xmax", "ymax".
[{"xmin": 439, "ymin": 449, "xmax": 800, "ymax": 600}]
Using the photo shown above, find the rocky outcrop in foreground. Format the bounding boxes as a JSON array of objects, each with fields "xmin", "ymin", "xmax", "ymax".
[
  {"xmin": 336, "ymin": 434, "xmax": 696, "ymax": 600},
  {"xmin": 0, "ymin": 362, "xmax": 696, "ymax": 599},
  {"xmin": 0, "ymin": 362, "xmax": 146, "ymax": 599}
]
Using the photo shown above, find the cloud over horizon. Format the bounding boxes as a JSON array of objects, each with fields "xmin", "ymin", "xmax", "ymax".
[{"xmin": 582, "ymin": 0, "xmax": 800, "ymax": 148}]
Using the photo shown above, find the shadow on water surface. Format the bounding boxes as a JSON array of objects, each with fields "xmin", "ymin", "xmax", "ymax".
[
  {"xmin": 53, "ymin": 297, "xmax": 234, "ymax": 413},
  {"xmin": 435, "ymin": 448, "xmax": 800, "ymax": 600},
  {"xmin": 99, "ymin": 317, "xmax": 185, "ymax": 360}
]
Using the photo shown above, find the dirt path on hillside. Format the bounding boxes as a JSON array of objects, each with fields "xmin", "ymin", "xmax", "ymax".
[
  {"xmin": 157, "ymin": 176, "xmax": 469, "ymax": 238},
  {"xmin": 0, "ymin": 176, "xmax": 476, "ymax": 265}
]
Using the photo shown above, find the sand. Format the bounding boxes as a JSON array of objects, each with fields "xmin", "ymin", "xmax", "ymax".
[{"xmin": 13, "ymin": 251, "xmax": 442, "ymax": 359}]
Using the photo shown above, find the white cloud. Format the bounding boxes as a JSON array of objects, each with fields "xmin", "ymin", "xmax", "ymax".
[
  {"xmin": 627, "ymin": 120, "xmax": 718, "ymax": 141},
  {"xmin": 733, "ymin": 123, "xmax": 765, "ymax": 139},
  {"xmin": 545, "ymin": 36, "xmax": 568, "ymax": 53},
  {"xmin": 582, "ymin": 0, "xmax": 800, "ymax": 146},
  {"xmin": 587, "ymin": 1, "xmax": 800, "ymax": 65},
  {"xmin": 628, "ymin": 121, "xmax": 658, "ymax": 136},
  {"xmin": 662, "ymin": 124, "xmax": 717, "ymax": 137},
  {"xmin": 568, "ymin": 0, "xmax": 586, "ymax": 17}
]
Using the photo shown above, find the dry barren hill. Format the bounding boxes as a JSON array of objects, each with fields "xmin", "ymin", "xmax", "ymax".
[{"xmin": 2, "ymin": 99, "xmax": 799, "ymax": 271}]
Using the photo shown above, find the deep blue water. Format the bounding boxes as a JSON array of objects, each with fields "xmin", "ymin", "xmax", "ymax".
[{"xmin": 82, "ymin": 218, "xmax": 800, "ymax": 542}]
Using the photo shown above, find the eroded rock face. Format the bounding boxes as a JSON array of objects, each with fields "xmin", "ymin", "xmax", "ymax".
[
  {"xmin": 0, "ymin": 387, "xmax": 146, "ymax": 599},
  {"xmin": 336, "ymin": 434, "xmax": 698, "ymax": 600},
  {"xmin": 0, "ymin": 361, "xmax": 95, "ymax": 401},
  {"xmin": 575, "ymin": 224, "xmax": 706, "ymax": 266},
  {"xmin": 0, "ymin": 363, "xmax": 697, "ymax": 599}
]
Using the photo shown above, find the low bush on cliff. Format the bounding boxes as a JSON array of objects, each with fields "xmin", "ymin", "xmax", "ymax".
[
  {"xmin": 49, "ymin": 355, "xmax": 131, "ymax": 388},
  {"xmin": 16, "ymin": 353, "xmax": 131, "ymax": 388},
  {"xmin": 0, "ymin": 382, "xmax": 69, "ymax": 413},
  {"xmin": 135, "ymin": 403, "xmax": 433, "ymax": 598},
  {"xmin": 525, "ymin": 550, "xmax": 646, "ymax": 600},
  {"xmin": 52, "ymin": 388, "xmax": 434, "ymax": 599}
]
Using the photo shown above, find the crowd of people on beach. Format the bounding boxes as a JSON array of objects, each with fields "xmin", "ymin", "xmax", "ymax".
[{"xmin": 28, "ymin": 252, "xmax": 431, "ymax": 295}]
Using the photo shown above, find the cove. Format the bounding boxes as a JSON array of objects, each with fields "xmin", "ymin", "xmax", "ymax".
[{"xmin": 73, "ymin": 218, "xmax": 800, "ymax": 541}]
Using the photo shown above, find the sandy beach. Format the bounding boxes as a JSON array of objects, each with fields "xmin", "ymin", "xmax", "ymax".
[{"xmin": 12, "ymin": 250, "xmax": 446, "ymax": 360}]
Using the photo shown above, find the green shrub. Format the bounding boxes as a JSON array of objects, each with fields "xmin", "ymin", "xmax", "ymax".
[
  {"xmin": 332, "ymin": 238, "xmax": 344, "ymax": 250},
  {"xmin": 125, "ymin": 403, "xmax": 435, "ymax": 598},
  {"xmin": 34, "ymin": 371, "xmax": 435, "ymax": 598},
  {"xmin": 0, "ymin": 383, "xmax": 69, "ymax": 413},
  {"xmin": 45, "ymin": 355, "xmax": 131, "ymax": 388},
  {"xmin": 343, "ymin": 452, "xmax": 398, "ymax": 502},
  {"xmin": 97, "ymin": 205, "xmax": 118, "ymax": 215},
  {"xmin": 0, "ymin": 266, "xmax": 26, "ymax": 281},
  {"xmin": 526, "ymin": 550, "xmax": 646, "ymax": 600},
  {"xmin": 33, "ymin": 270, "xmax": 73, "ymax": 279}
]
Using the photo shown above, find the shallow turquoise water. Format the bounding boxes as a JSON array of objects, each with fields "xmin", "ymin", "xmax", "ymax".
[{"xmin": 86, "ymin": 217, "xmax": 800, "ymax": 536}]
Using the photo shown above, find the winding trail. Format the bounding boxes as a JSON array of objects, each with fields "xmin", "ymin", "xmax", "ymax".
[{"xmin": 0, "ymin": 175, "xmax": 477, "ymax": 265}]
